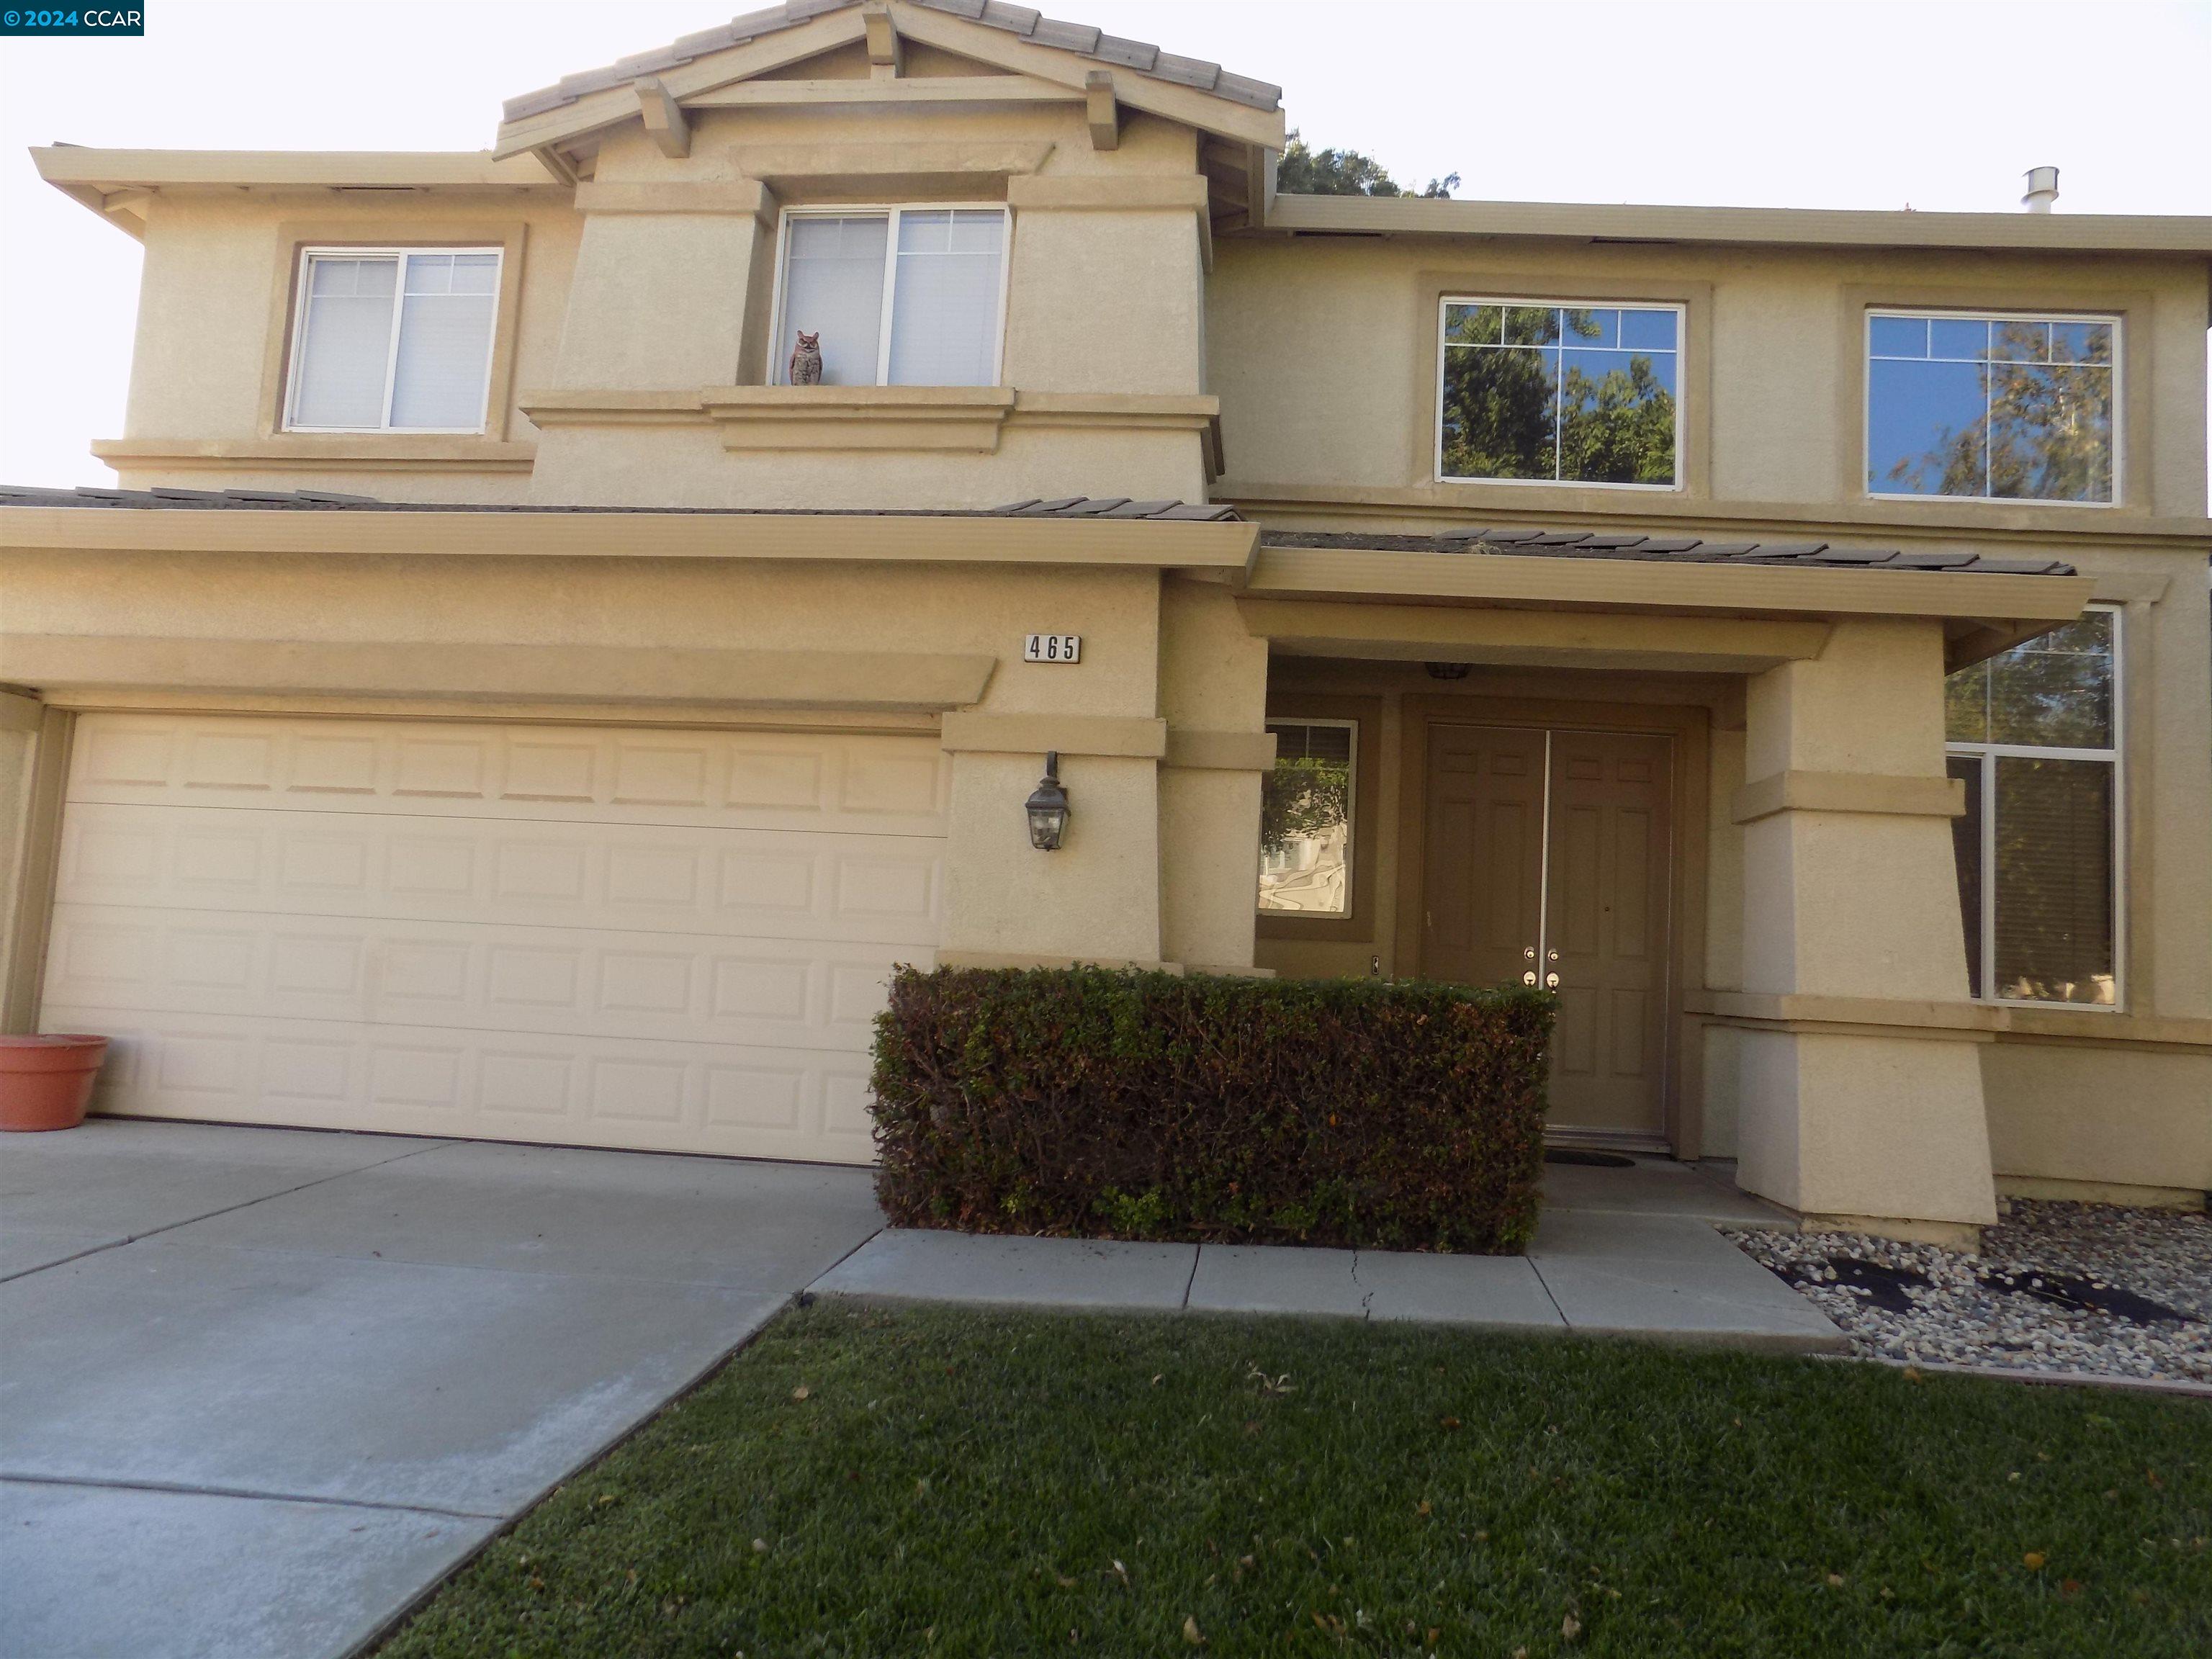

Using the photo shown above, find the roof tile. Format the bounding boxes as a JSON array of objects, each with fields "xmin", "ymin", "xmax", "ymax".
[{"xmin": 503, "ymin": 1, "xmax": 1281, "ymax": 129}]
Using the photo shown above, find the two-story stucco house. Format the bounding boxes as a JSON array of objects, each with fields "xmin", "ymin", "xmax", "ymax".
[{"xmin": 4, "ymin": 0, "xmax": 2207, "ymax": 1246}]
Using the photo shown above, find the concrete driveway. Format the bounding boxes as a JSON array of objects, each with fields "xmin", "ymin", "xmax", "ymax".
[{"xmin": 0, "ymin": 1119, "xmax": 882, "ymax": 1659}]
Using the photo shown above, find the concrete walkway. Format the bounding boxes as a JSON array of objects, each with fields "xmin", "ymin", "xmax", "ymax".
[
  {"xmin": 0, "ymin": 1120, "xmax": 881, "ymax": 1659},
  {"xmin": 813, "ymin": 1159, "xmax": 1844, "ymax": 1352}
]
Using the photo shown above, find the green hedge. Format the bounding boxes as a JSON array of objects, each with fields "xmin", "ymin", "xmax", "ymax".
[{"xmin": 869, "ymin": 966, "xmax": 1554, "ymax": 1254}]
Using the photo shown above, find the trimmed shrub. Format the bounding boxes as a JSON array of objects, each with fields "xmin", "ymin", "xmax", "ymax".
[{"xmin": 870, "ymin": 966, "xmax": 1554, "ymax": 1254}]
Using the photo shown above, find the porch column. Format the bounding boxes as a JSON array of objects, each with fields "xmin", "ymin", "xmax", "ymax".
[{"xmin": 1732, "ymin": 618, "xmax": 1999, "ymax": 1243}]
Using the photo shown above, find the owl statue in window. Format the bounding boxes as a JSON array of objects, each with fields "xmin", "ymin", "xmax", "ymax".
[{"xmin": 788, "ymin": 331, "xmax": 823, "ymax": 385}]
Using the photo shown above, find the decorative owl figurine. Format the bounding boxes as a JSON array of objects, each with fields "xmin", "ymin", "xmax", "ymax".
[{"xmin": 788, "ymin": 331, "xmax": 824, "ymax": 385}]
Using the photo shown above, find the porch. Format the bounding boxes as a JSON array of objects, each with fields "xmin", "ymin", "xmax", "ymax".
[{"xmin": 1215, "ymin": 526, "xmax": 2097, "ymax": 1246}]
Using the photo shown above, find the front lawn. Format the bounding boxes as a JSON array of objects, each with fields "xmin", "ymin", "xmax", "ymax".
[{"xmin": 382, "ymin": 1303, "xmax": 2211, "ymax": 1658}]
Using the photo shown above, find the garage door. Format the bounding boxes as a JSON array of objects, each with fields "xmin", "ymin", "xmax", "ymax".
[{"xmin": 37, "ymin": 713, "xmax": 948, "ymax": 1163}]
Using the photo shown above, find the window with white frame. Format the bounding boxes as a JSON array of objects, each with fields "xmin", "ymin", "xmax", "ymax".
[
  {"xmin": 285, "ymin": 248, "xmax": 501, "ymax": 433},
  {"xmin": 1258, "ymin": 721, "xmax": 1356, "ymax": 917},
  {"xmin": 1438, "ymin": 300, "xmax": 1683, "ymax": 487},
  {"xmin": 772, "ymin": 207, "xmax": 1009, "ymax": 387},
  {"xmin": 1867, "ymin": 311, "xmax": 2117, "ymax": 503},
  {"xmin": 1944, "ymin": 606, "xmax": 2121, "ymax": 1006}
]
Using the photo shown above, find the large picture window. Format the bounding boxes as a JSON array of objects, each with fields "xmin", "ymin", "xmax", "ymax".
[
  {"xmin": 772, "ymin": 207, "xmax": 1009, "ymax": 387},
  {"xmin": 285, "ymin": 248, "xmax": 502, "ymax": 433},
  {"xmin": 1257, "ymin": 721, "xmax": 1355, "ymax": 917},
  {"xmin": 1437, "ymin": 300, "xmax": 1681, "ymax": 487},
  {"xmin": 1944, "ymin": 608, "xmax": 2121, "ymax": 1006},
  {"xmin": 1867, "ymin": 310, "xmax": 2116, "ymax": 503}
]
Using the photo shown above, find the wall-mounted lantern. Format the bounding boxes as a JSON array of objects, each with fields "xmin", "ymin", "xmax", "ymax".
[{"xmin": 1025, "ymin": 751, "xmax": 1069, "ymax": 851}]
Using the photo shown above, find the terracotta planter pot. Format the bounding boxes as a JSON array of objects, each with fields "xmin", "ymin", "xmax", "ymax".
[{"xmin": 0, "ymin": 1035, "xmax": 110, "ymax": 1132}]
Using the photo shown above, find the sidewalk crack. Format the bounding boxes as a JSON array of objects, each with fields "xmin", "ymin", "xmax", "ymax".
[{"xmin": 0, "ymin": 1137, "xmax": 455, "ymax": 1284}]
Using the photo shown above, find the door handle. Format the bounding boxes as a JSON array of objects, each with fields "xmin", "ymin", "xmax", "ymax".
[
  {"xmin": 1545, "ymin": 972, "xmax": 1560, "ymax": 989},
  {"xmin": 1547, "ymin": 949, "xmax": 1560, "ymax": 962},
  {"xmin": 1522, "ymin": 945, "xmax": 1536, "ymax": 960},
  {"xmin": 1521, "ymin": 971, "xmax": 1538, "ymax": 986}
]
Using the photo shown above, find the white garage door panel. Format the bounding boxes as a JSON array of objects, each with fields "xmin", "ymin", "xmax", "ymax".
[
  {"xmin": 41, "ymin": 714, "xmax": 946, "ymax": 1162},
  {"xmin": 65, "ymin": 716, "xmax": 949, "ymax": 835},
  {"xmin": 42, "ymin": 907, "xmax": 914, "ymax": 1049},
  {"xmin": 55, "ymin": 804, "xmax": 945, "ymax": 947},
  {"xmin": 37, "ymin": 1009, "xmax": 880, "ymax": 1161}
]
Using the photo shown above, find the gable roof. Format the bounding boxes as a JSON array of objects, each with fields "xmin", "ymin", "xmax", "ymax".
[
  {"xmin": 494, "ymin": 0, "xmax": 1284, "ymax": 171},
  {"xmin": 503, "ymin": 1, "xmax": 1281, "ymax": 125}
]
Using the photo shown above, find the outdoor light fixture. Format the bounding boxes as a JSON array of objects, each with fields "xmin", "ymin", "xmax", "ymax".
[
  {"xmin": 1424, "ymin": 662, "xmax": 1473, "ymax": 680},
  {"xmin": 1025, "ymin": 751, "xmax": 1070, "ymax": 850}
]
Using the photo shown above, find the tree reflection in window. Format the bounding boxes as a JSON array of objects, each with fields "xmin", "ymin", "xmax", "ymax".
[
  {"xmin": 1440, "ymin": 303, "xmax": 1678, "ymax": 485},
  {"xmin": 1869, "ymin": 313, "xmax": 2114, "ymax": 503},
  {"xmin": 1258, "ymin": 721, "xmax": 1354, "ymax": 916},
  {"xmin": 1943, "ymin": 609, "xmax": 2118, "ymax": 1005}
]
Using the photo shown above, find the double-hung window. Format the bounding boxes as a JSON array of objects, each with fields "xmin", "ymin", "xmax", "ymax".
[
  {"xmin": 1257, "ymin": 721, "xmax": 1357, "ymax": 917},
  {"xmin": 772, "ymin": 207, "xmax": 1009, "ymax": 387},
  {"xmin": 285, "ymin": 248, "xmax": 501, "ymax": 433},
  {"xmin": 1438, "ymin": 300, "xmax": 1683, "ymax": 487},
  {"xmin": 1944, "ymin": 606, "xmax": 2121, "ymax": 1006},
  {"xmin": 1867, "ymin": 311, "xmax": 2117, "ymax": 503}
]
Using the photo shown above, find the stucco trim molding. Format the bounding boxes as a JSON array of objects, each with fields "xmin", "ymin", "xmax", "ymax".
[
  {"xmin": 1, "ymin": 635, "xmax": 997, "ymax": 713},
  {"xmin": 734, "ymin": 141, "xmax": 1056, "ymax": 186},
  {"xmin": 91, "ymin": 438, "xmax": 539, "ymax": 473},
  {"xmin": 940, "ymin": 713, "xmax": 1167, "ymax": 760},
  {"xmin": 1689, "ymin": 991, "xmax": 1997, "ymax": 1043},
  {"xmin": 702, "ymin": 386, "xmax": 1017, "ymax": 452},
  {"xmin": 572, "ymin": 179, "xmax": 777, "ymax": 222},
  {"xmin": 1163, "ymin": 728, "xmax": 1276, "ymax": 771},
  {"xmin": 517, "ymin": 387, "xmax": 1221, "ymax": 459},
  {"xmin": 1731, "ymin": 770, "xmax": 1965, "ymax": 825}
]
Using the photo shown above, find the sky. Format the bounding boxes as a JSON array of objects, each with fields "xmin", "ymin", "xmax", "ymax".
[{"xmin": 1, "ymin": 0, "xmax": 2207, "ymax": 487}]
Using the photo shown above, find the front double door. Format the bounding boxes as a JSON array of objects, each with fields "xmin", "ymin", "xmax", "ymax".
[{"xmin": 1422, "ymin": 723, "xmax": 1674, "ymax": 1144}]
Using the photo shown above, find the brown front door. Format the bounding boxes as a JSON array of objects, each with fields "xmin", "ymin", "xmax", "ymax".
[{"xmin": 1422, "ymin": 724, "xmax": 1674, "ymax": 1144}]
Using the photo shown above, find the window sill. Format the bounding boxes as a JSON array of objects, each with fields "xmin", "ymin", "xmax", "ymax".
[
  {"xmin": 92, "ymin": 436, "xmax": 536, "ymax": 472},
  {"xmin": 702, "ymin": 386, "xmax": 1015, "ymax": 452},
  {"xmin": 517, "ymin": 387, "xmax": 1222, "ymax": 460}
]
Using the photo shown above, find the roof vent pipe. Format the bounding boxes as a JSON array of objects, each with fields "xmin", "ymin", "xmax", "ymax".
[{"xmin": 2022, "ymin": 166, "xmax": 2059, "ymax": 212}]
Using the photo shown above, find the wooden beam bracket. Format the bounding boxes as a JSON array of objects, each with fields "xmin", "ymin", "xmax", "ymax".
[
  {"xmin": 863, "ymin": 0, "xmax": 902, "ymax": 78},
  {"xmin": 1085, "ymin": 71, "xmax": 1120, "ymax": 151},
  {"xmin": 634, "ymin": 76, "xmax": 691, "ymax": 160}
]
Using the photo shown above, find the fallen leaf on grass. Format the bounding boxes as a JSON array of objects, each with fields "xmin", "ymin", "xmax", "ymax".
[
  {"xmin": 2023, "ymin": 1552, "xmax": 2046, "ymax": 1570},
  {"xmin": 1183, "ymin": 1614, "xmax": 1205, "ymax": 1645},
  {"xmin": 1056, "ymin": 1575, "xmax": 1078, "ymax": 1589},
  {"xmin": 791, "ymin": 1385, "xmax": 811, "ymax": 1401},
  {"xmin": 751, "ymin": 1539, "xmax": 768, "ymax": 1555},
  {"xmin": 2060, "ymin": 1579, "xmax": 2083, "ymax": 1599},
  {"xmin": 1439, "ymin": 1417, "xmax": 1462, "ymax": 1431},
  {"xmin": 1562, "ymin": 1613, "xmax": 1582, "ymax": 1642},
  {"xmin": 1825, "ymin": 1573, "xmax": 1845, "ymax": 1588},
  {"xmin": 1416, "ymin": 1501, "xmax": 1431, "ymax": 1517}
]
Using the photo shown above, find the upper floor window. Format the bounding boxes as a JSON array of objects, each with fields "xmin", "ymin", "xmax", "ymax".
[
  {"xmin": 773, "ymin": 207, "xmax": 1008, "ymax": 387},
  {"xmin": 1257, "ymin": 720, "xmax": 1356, "ymax": 917},
  {"xmin": 1944, "ymin": 607, "xmax": 2121, "ymax": 1007},
  {"xmin": 284, "ymin": 248, "xmax": 501, "ymax": 433},
  {"xmin": 1867, "ymin": 311, "xmax": 2116, "ymax": 504},
  {"xmin": 1438, "ymin": 300, "xmax": 1682, "ymax": 487}
]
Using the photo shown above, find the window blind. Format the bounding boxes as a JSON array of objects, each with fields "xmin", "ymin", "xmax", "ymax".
[
  {"xmin": 292, "ymin": 257, "xmax": 398, "ymax": 429},
  {"xmin": 389, "ymin": 253, "xmax": 498, "ymax": 430},
  {"xmin": 887, "ymin": 210, "xmax": 1004, "ymax": 387},
  {"xmin": 778, "ymin": 216, "xmax": 888, "ymax": 385}
]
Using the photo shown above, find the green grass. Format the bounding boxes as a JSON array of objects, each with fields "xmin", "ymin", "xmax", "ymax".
[{"xmin": 382, "ymin": 1303, "xmax": 2211, "ymax": 1658}]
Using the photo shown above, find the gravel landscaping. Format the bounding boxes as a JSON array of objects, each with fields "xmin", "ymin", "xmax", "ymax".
[{"xmin": 1730, "ymin": 1200, "xmax": 2211, "ymax": 1385}]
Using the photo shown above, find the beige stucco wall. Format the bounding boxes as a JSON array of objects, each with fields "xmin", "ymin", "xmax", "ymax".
[{"xmin": 1208, "ymin": 235, "xmax": 2210, "ymax": 521}]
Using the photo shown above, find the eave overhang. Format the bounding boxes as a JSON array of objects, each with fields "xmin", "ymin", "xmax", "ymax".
[
  {"xmin": 1239, "ymin": 545, "xmax": 2095, "ymax": 672},
  {"xmin": 0, "ymin": 503, "xmax": 1261, "ymax": 576},
  {"xmin": 1263, "ymin": 192, "xmax": 2212, "ymax": 256}
]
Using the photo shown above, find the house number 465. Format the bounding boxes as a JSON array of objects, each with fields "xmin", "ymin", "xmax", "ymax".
[{"xmin": 1022, "ymin": 634, "xmax": 1081, "ymax": 664}]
